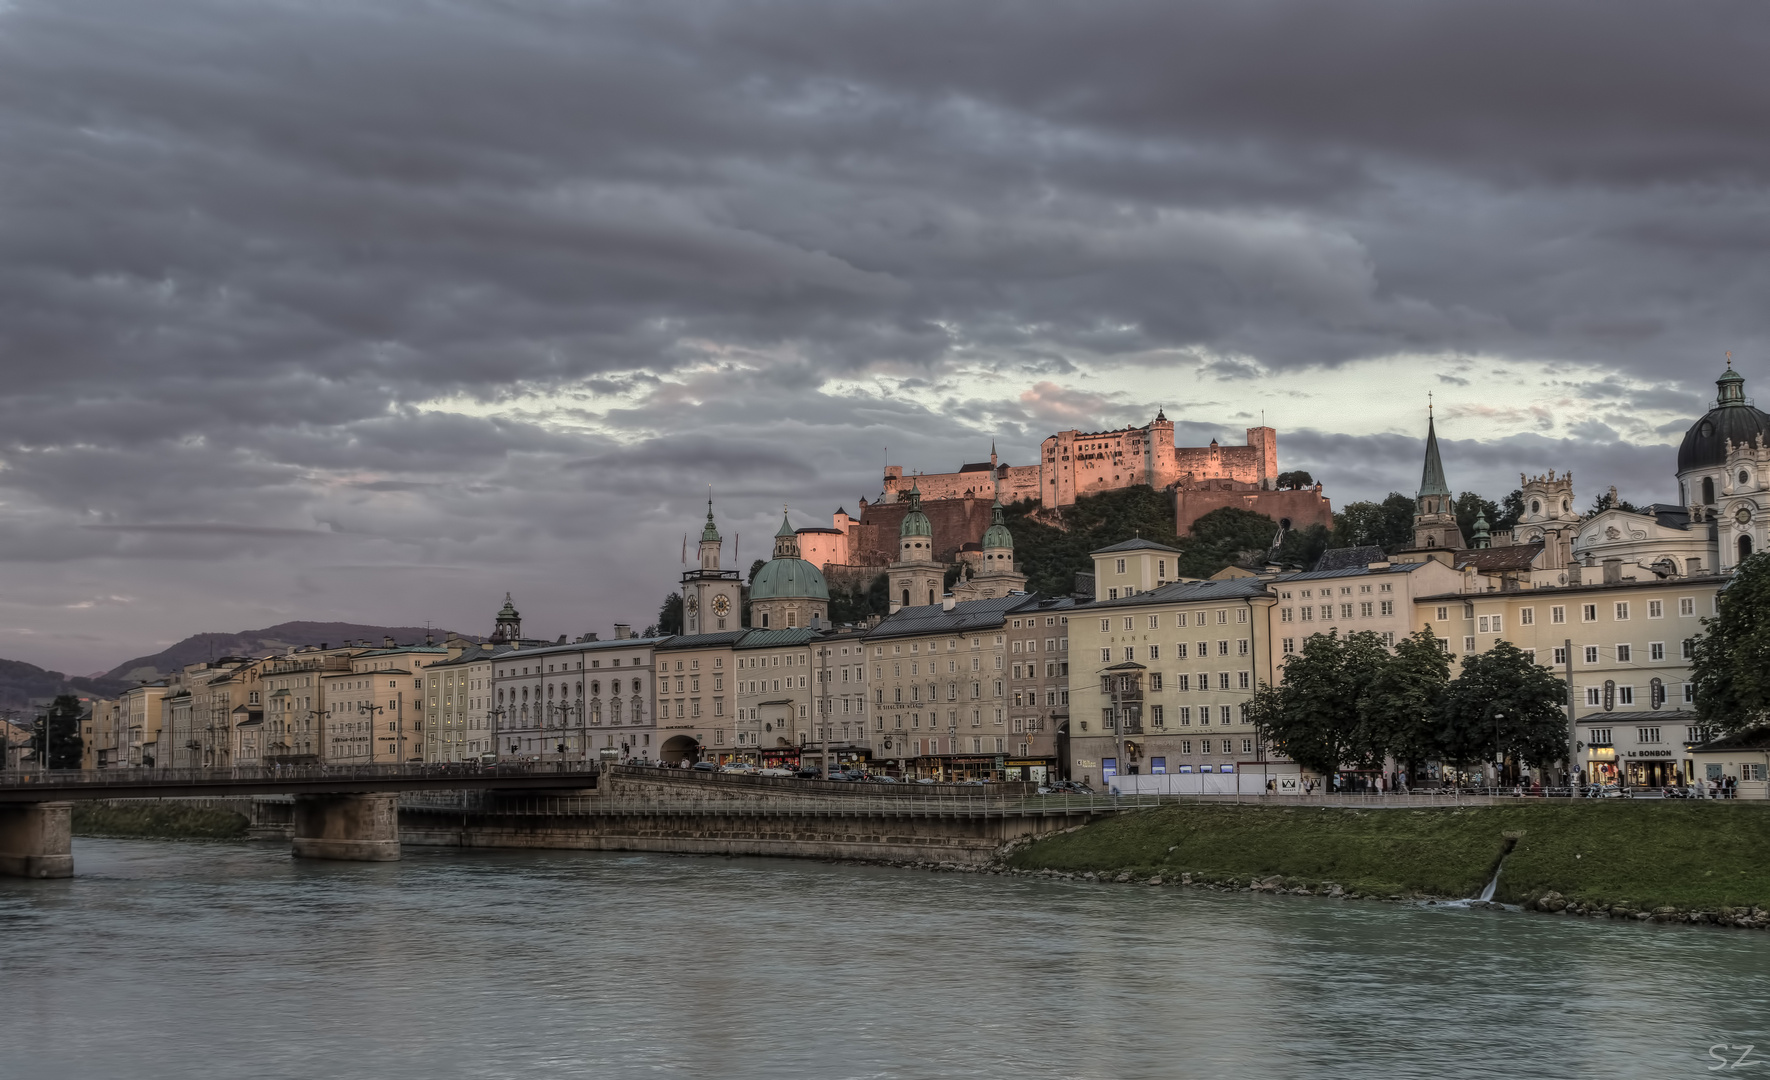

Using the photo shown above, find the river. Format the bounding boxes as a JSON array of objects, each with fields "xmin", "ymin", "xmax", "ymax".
[{"xmin": 3, "ymin": 838, "xmax": 1768, "ymax": 1079}]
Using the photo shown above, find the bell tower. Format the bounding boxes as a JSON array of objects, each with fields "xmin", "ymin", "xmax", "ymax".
[
  {"xmin": 680, "ymin": 496, "xmax": 741, "ymax": 634},
  {"xmin": 1411, "ymin": 402, "xmax": 1465, "ymax": 551},
  {"xmin": 888, "ymin": 482, "xmax": 946, "ymax": 613}
]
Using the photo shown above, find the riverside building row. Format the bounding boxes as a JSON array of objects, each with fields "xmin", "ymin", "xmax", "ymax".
[{"xmin": 67, "ymin": 365, "xmax": 1763, "ymax": 791}]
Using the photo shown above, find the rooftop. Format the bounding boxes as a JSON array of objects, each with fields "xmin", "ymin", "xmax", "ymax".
[{"xmin": 1090, "ymin": 537, "xmax": 1183, "ymax": 556}]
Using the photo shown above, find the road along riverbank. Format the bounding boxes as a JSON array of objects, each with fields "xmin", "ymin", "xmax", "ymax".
[{"xmin": 1003, "ymin": 801, "xmax": 1770, "ymax": 928}]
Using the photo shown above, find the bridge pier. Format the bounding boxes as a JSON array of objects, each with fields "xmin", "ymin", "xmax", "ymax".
[
  {"xmin": 0, "ymin": 802, "xmax": 74, "ymax": 878},
  {"xmin": 292, "ymin": 793, "xmax": 400, "ymax": 862}
]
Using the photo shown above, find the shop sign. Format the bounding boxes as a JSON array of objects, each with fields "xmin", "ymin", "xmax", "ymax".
[
  {"xmin": 1588, "ymin": 747, "xmax": 1616, "ymax": 760},
  {"xmin": 1627, "ymin": 749, "xmax": 1674, "ymax": 758},
  {"xmin": 1604, "ymin": 680, "xmax": 1615, "ymax": 711}
]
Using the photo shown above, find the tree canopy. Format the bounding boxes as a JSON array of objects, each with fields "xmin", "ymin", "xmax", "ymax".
[
  {"xmin": 32, "ymin": 694, "xmax": 85, "ymax": 769},
  {"xmin": 1331, "ymin": 493, "xmax": 1416, "ymax": 552},
  {"xmin": 1248, "ymin": 631, "xmax": 1569, "ymax": 780},
  {"xmin": 1692, "ymin": 553, "xmax": 1770, "ymax": 734}
]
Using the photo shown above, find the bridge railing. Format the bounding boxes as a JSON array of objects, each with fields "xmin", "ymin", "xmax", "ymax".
[
  {"xmin": 404, "ymin": 792, "xmax": 1168, "ymax": 818},
  {"xmin": 0, "ymin": 762, "xmax": 599, "ymax": 791}
]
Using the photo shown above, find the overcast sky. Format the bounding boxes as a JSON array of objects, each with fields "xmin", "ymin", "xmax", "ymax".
[{"xmin": 2, "ymin": 0, "xmax": 1765, "ymax": 674}]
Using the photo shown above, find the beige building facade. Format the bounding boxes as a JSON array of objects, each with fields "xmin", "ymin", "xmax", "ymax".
[{"xmin": 1413, "ymin": 576, "xmax": 1725, "ymax": 788}]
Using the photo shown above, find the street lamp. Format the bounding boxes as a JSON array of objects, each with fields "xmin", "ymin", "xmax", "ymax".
[{"xmin": 359, "ymin": 701, "xmax": 385, "ymax": 766}]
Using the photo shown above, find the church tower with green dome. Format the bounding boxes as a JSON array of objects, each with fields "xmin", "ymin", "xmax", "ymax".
[
  {"xmin": 888, "ymin": 482, "xmax": 945, "ymax": 613},
  {"xmin": 749, "ymin": 510, "xmax": 830, "ymax": 629},
  {"xmin": 952, "ymin": 498, "xmax": 1028, "ymax": 601}
]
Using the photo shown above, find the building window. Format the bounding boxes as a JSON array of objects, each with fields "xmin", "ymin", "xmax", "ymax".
[
  {"xmin": 1551, "ymin": 606, "xmax": 1566, "ymax": 624},
  {"xmin": 1237, "ymin": 672, "xmax": 1250, "ymax": 689},
  {"xmin": 1649, "ymin": 642, "xmax": 1665, "ymax": 661},
  {"xmin": 1589, "ymin": 728, "xmax": 1612, "ymax": 746},
  {"xmin": 1116, "ymin": 558, "xmax": 1126, "ymax": 574},
  {"xmin": 1151, "ymin": 705, "xmax": 1165, "ymax": 725},
  {"xmin": 1648, "ymin": 600, "xmax": 1664, "ymax": 619},
  {"xmin": 1582, "ymin": 604, "xmax": 1598, "ymax": 622},
  {"xmin": 1617, "ymin": 686, "xmax": 1634, "ymax": 706},
  {"xmin": 1176, "ymin": 674, "xmax": 1190, "ymax": 691},
  {"xmin": 1519, "ymin": 608, "xmax": 1534, "ymax": 626},
  {"xmin": 1679, "ymin": 597, "xmax": 1696, "ymax": 617},
  {"xmin": 1149, "ymin": 673, "xmax": 1163, "ymax": 690},
  {"xmin": 1178, "ymin": 707, "xmax": 1191, "ymax": 726},
  {"xmin": 1464, "ymin": 637, "xmax": 1476, "ymax": 653},
  {"xmin": 1584, "ymin": 646, "xmax": 1599, "ymax": 664},
  {"xmin": 1637, "ymin": 726, "xmax": 1660, "ymax": 744},
  {"xmin": 1435, "ymin": 606, "xmax": 1448, "ymax": 621},
  {"xmin": 1219, "ymin": 705, "xmax": 1231, "ymax": 723},
  {"xmin": 1585, "ymin": 687, "xmax": 1601, "ymax": 706},
  {"xmin": 1282, "ymin": 638, "xmax": 1295, "ymax": 655},
  {"xmin": 1615, "ymin": 602, "xmax": 1630, "ymax": 621}
]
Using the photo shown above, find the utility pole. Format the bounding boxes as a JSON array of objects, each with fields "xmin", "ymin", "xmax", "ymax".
[{"xmin": 1565, "ymin": 637, "xmax": 1579, "ymax": 797}]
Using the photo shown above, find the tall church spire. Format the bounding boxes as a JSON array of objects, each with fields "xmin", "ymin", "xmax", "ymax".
[
  {"xmin": 1409, "ymin": 401, "xmax": 1464, "ymax": 551},
  {"xmin": 1419, "ymin": 399, "xmax": 1451, "ymax": 499}
]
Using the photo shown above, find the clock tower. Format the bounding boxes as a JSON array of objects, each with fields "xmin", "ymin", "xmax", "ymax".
[{"xmin": 681, "ymin": 498, "xmax": 741, "ymax": 634}]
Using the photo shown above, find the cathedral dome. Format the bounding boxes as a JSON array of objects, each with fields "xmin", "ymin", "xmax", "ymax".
[
  {"xmin": 749, "ymin": 557, "xmax": 830, "ymax": 601},
  {"xmin": 1679, "ymin": 365, "xmax": 1770, "ymax": 473},
  {"xmin": 751, "ymin": 511, "xmax": 830, "ymax": 601}
]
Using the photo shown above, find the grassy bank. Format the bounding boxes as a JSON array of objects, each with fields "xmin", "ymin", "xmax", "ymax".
[
  {"xmin": 72, "ymin": 802, "xmax": 250, "ymax": 840},
  {"xmin": 1008, "ymin": 802, "xmax": 1770, "ymax": 911}
]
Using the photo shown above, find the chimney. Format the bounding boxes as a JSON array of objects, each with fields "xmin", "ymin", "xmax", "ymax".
[
  {"xmin": 383, "ymin": 636, "xmax": 396, "ymax": 649},
  {"xmin": 942, "ymin": 594, "xmax": 957, "ymax": 612},
  {"xmin": 320, "ymin": 643, "xmax": 328, "ymax": 651},
  {"xmin": 583, "ymin": 632, "xmax": 599, "ymax": 642},
  {"xmin": 614, "ymin": 623, "xmax": 632, "ymax": 640},
  {"xmin": 1602, "ymin": 558, "xmax": 1623, "ymax": 584},
  {"xmin": 557, "ymin": 634, "xmax": 568, "ymax": 644}
]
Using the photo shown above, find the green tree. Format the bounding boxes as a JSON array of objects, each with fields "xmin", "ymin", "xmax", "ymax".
[
  {"xmin": 1276, "ymin": 470, "xmax": 1316, "ymax": 490},
  {"xmin": 1177, "ymin": 507, "xmax": 1282, "ymax": 577},
  {"xmin": 1362, "ymin": 629, "xmax": 1451, "ymax": 773},
  {"xmin": 1691, "ymin": 552, "xmax": 1770, "ymax": 734},
  {"xmin": 654, "ymin": 592, "xmax": 684, "ymax": 636},
  {"xmin": 1331, "ymin": 493, "xmax": 1415, "ymax": 552},
  {"xmin": 1275, "ymin": 523, "xmax": 1330, "ymax": 570},
  {"xmin": 829, "ymin": 573, "xmax": 888, "ymax": 625},
  {"xmin": 1495, "ymin": 488, "xmax": 1526, "ymax": 531},
  {"xmin": 1004, "ymin": 486, "xmax": 1183, "ymax": 596},
  {"xmin": 32, "ymin": 694, "xmax": 85, "ymax": 770},
  {"xmin": 1439, "ymin": 642, "xmax": 1569, "ymax": 779},
  {"xmin": 1246, "ymin": 631, "xmax": 1391, "ymax": 776},
  {"xmin": 747, "ymin": 559, "xmax": 766, "ymax": 583}
]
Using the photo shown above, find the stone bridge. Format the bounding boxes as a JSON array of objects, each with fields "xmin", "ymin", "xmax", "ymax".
[{"xmin": 0, "ymin": 763, "xmax": 598, "ymax": 877}]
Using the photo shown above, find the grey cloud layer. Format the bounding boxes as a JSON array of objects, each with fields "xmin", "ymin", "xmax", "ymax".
[{"xmin": 0, "ymin": 0, "xmax": 1762, "ymax": 670}]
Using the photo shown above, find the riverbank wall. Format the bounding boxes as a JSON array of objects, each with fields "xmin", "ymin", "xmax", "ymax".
[{"xmin": 1005, "ymin": 801, "xmax": 1770, "ymax": 924}]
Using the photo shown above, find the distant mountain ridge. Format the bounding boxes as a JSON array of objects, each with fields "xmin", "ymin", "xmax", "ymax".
[
  {"xmin": 103, "ymin": 621, "xmax": 472, "ymax": 684},
  {"xmin": 0, "ymin": 657, "xmax": 130, "ymax": 712}
]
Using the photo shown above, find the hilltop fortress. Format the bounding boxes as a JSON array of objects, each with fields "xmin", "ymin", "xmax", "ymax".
[
  {"xmin": 880, "ymin": 411, "xmax": 1278, "ymax": 508},
  {"xmin": 796, "ymin": 412, "xmax": 1331, "ymax": 580}
]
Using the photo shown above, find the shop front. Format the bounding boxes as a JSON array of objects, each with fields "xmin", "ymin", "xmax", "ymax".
[
  {"xmin": 1003, "ymin": 759, "xmax": 1052, "ymax": 784},
  {"xmin": 759, "ymin": 745, "xmax": 802, "ymax": 769},
  {"xmin": 1585, "ymin": 746, "xmax": 1619, "ymax": 787},
  {"xmin": 1624, "ymin": 749, "xmax": 1681, "ymax": 788}
]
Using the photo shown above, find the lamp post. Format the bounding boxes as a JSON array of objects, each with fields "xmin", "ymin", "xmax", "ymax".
[{"xmin": 359, "ymin": 701, "xmax": 384, "ymax": 766}]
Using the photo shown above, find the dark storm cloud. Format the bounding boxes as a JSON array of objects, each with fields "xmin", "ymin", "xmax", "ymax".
[{"xmin": 0, "ymin": 0, "xmax": 1763, "ymax": 669}]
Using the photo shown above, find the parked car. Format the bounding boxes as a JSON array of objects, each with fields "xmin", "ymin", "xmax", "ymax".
[
  {"xmin": 691, "ymin": 761, "xmax": 717, "ymax": 772},
  {"xmin": 794, "ymin": 767, "xmax": 823, "ymax": 779},
  {"xmin": 718, "ymin": 763, "xmax": 757, "ymax": 775},
  {"xmin": 915, "ymin": 777, "xmax": 937, "ymax": 785},
  {"xmin": 758, "ymin": 767, "xmax": 795, "ymax": 778},
  {"xmin": 868, "ymin": 774, "xmax": 899, "ymax": 784},
  {"xmin": 1585, "ymin": 783, "xmax": 1629, "ymax": 798}
]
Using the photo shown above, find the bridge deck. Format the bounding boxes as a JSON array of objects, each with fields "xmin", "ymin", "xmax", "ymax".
[{"xmin": 0, "ymin": 765, "xmax": 601, "ymax": 802}]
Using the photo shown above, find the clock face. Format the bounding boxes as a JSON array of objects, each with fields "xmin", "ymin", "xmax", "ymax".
[
  {"xmin": 686, "ymin": 596, "xmax": 698, "ymax": 613},
  {"xmin": 1737, "ymin": 507, "xmax": 1753, "ymax": 525},
  {"xmin": 712, "ymin": 594, "xmax": 731, "ymax": 617}
]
